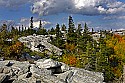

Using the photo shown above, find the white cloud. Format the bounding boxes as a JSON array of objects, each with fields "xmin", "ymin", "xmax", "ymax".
[
  {"xmin": 0, "ymin": 0, "xmax": 33, "ymax": 8},
  {"xmin": 0, "ymin": 20, "xmax": 16, "ymax": 31},
  {"xmin": 1, "ymin": 0, "xmax": 125, "ymax": 16},
  {"xmin": 31, "ymin": 0, "xmax": 125, "ymax": 16},
  {"xmin": 103, "ymin": 15, "xmax": 125, "ymax": 20},
  {"xmin": 76, "ymin": 20, "xmax": 92, "ymax": 28},
  {"xmin": 18, "ymin": 17, "xmax": 52, "ymax": 28}
]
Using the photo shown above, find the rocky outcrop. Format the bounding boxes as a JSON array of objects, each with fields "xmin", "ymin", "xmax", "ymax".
[
  {"xmin": 18, "ymin": 35, "xmax": 62, "ymax": 55},
  {"xmin": 0, "ymin": 59, "xmax": 104, "ymax": 83}
]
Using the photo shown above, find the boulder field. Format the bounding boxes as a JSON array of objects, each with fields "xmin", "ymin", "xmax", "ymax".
[{"xmin": 0, "ymin": 59, "xmax": 104, "ymax": 83}]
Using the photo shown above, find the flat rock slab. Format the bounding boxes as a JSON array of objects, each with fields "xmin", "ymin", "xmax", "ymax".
[{"xmin": 35, "ymin": 59, "xmax": 62, "ymax": 69}]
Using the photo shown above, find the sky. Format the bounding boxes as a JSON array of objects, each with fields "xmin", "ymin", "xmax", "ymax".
[{"xmin": 0, "ymin": 0, "xmax": 125, "ymax": 31}]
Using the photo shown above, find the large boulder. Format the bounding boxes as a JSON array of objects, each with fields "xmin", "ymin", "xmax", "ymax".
[
  {"xmin": 0, "ymin": 59, "xmax": 104, "ymax": 83},
  {"xmin": 0, "ymin": 60, "xmax": 10, "ymax": 67},
  {"xmin": 35, "ymin": 59, "xmax": 62, "ymax": 69},
  {"xmin": 11, "ymin": 61, "xmax": 31, "ymax": 75},
  {"xmin": 39, "ymin": 75, "xmax": 65, "ymax": 83},
  {"xmin": 57, "ymin": 67, "xmax": 104, "ymax": 83},
  {"xmin": 30, "ymin": 64, "xmax": 52, "ymax": 79}
]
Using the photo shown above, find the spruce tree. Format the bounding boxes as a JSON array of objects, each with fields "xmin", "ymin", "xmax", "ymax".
[
  {"xmin": 22, "ymin": 25, "xmax": 24, "ymax": 32},
  {"xmin": 49, "ymin": 27, "xmax": 56, "ymax": 35},
  {"xmin": 19, "ymin": 26, "xmax": 21, "ymax": 33},
  {"xmin": 30, "ymin": 17, "xmax": 33, "ymax": 29},
  {"xmin": 39, "ymin": 20, "xmax": 42, "ymax": 29},
  {"xmin": 67, "ymin": 16, "xmax": 76, "ymax": 44},
  {"xmin": 61, "ymin": 24, "xmax": 66, "ymax": 31},
  {"xmin": 0, "ymin": 24, "xmax": 8, "ymax": 44},
  {"xmin": 76, "ymin": 24, "xmax": 82, "ymax": 38}
]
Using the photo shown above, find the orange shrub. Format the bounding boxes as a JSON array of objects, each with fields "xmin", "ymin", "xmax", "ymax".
[{"xmin": 62, "ymin": 54, "xmax": 78, "ymax": 67}]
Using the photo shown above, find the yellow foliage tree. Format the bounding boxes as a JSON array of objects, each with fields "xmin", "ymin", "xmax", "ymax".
[
  {"xmin": 106, "ymin": 34, "xmax": 125, "ymax": 78},
  {"xmin": 62, "ymin": 54, "xmax": 80, "ymax": 67},
  {"xmin": 6, "ymin": 42, "xmax": 24, "ymax": 58}
]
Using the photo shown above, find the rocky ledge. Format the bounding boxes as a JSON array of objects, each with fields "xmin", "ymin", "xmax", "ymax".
[{"xmin": 0, "ymin": 59, "xmax": 104, "ymax": 83}]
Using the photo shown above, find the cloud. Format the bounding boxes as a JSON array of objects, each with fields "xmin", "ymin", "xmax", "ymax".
[
  {"xmin": 31, "ymin": 0, "xmax": 125, "ymax": 16},
  {"xmin": 1, "ymin": 0, "xmax": 125, "ymax": 16},
  {"xmin": 0, "ymin": 0, "xmax": 33, "ymax": 8},
  {"xmin": 76, "ymin": 20, "xmax": 92, "ymax": 28},
  {"xmin": 103, "ymin": 15, "xmax": 125, "ymax": 20},
  {"xmin": 18, "ymin": 17, "xmax": 52, "ymax": 28},
  {"xmin": 0, "ymin": 20, "xmax": 16, "ymax": 31}
]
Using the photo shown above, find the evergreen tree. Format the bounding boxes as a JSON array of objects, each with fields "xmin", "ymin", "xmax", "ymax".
[
  {"xmin": 61, "ymin": 24, "xmax": 66, "ymax": 31},
  {"xmin": 84, "ymin": 23, "xmax": 89, "ymax": 34},
  {"xmin": 50, "ymin": 24, "xmax": 65, "ymax": 49},
  {"xmin": 92, "ymin": 28, "xmax": 94, "ymax": 34},
  {"xmin": 68, "ymin": 16, "xmax": 75, "ymax": 33},
  {"xmin": 0, "ymin": 24, "xmax": 8, "ymax": 44},
  {"xmin": 55, "ymin": 24, "xmax": 61, "ymax": 38},
  {"xmin": 96, "ymin": 32, "xmax": 114, "ymax": 82},
  {"xmin": 76, "ymin": 24, "xmax": 82, "ymax": 38},
  {"xmin": 49, "ymin": 27, "xmax": 56, "ymax": 35},
  {"xmin": 39, "ymin": 20, "xmax": 42, "ymax": 29},
  {"xmin": 22, "ymin": 25, "xmax": 24, "ymax": 32},
  {"xmin": 25, "ymin": 27, "xmax": 26, "ymax": 31},
  {"xmin": 37, "ymin": 28, "xmax": 47, "ymax": 35},
  {"xmin": 19, "ymin": 26, "xmax": 21, "ymax": 33},
  {"xmin": 30, "ymin": 17, "xmax": 33, "ymax": 29},
  {"xmin": 67, "ymin": 16, "xmax": 76, "ymax": 44},
  {"xmin": 78, "ymin": 23, "xmax": 92, "ymax": 52}
]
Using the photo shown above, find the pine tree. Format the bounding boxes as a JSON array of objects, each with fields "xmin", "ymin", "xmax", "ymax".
[
  {"xmin": 55, "ymin": 24, "xmax": 60, "ymax": 38},
  {"xmin": 76, "ymin": 24, "xmax": 82, "ymax": 38},
  {"xmin": 0, "ymin": 24, "xmax": 8, "ymax": 44},
  {"xmin": 37, "ymin": 28, "xmax": 47, "ymax": 35},
  {"xmin": 39, "ymin": 20, "xmax": 42, "ymax": 29},
  {"xmin": 92, "ymin": 28, "xmax": 94, "ymax": 34},
  {"xmin": 18, "ymin": 26, "xmax": 21, "ymax": 33},
  {"xmin": 68, "ymin": 16, "xmax": 75, "ymax": 33},
  {"xmin": 22, "ymin": 25, "xmax": 24, "ymax": 32},
  {"xmin": 61, "ymin": 24, "xmax": 66, "ymax": 31},
  {"xmin": 25, "ymin": 27, "xmax": 26, "ymax": 31},
  {"xmin": 78, "ymin": 23, "xmax": 91, "ymax": 52},
  {"xmin": 67, "ymin": 16, "xmax": 76, "ymax": 44},
  {"xmin": 84, "ymin": 23, "xmax": 89, "ymax": 34},
  {"xmin": 30, "ymin": 17, "xmax": 33, "ymax": 29},
  {"xmin": 49, "ymin": 27, "xmax": 56, "ymax": 35}
]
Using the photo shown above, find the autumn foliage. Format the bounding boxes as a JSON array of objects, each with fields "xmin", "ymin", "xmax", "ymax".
[
  {"xmin": 65, "ymin": 43, "xmax": 76, "ymax": 52},
  {"xmin": 62, "ymin": 54, "xmax": 78, "ymax": 67},
  {"xmin": 106, "ymin": 34, "xmax": 125, "ymax": 79},
  {"xmin": 5, "ymin": 42, "xmax": 24, "ymax": 58}
]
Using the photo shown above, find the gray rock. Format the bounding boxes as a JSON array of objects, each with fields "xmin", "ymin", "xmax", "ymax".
[
  {"xmin": 30, "ymin": 64, "xmax": 52, "ymax": 79},
  {"xmin": 0, "ymin": 61, "xmax": 10, "ymax": 67},
  {"xmin": 40, "ymin": 75, "xmax": 65, "ymax": 83},
  {"xmin": 12, "ymin": 61, "xmax": 31, "ymax": 75},
  {"xmin": 57, "ymin": 70, "xmax": 73, "ymax": 82},
  {"xmin": 57, "ymin": 67, "xmax": 104, "ymax": 83},
  {"xmin": 60, "ymin": 62, "xmax": 70, "ymax": 72},
  {"xmin": 12, "ymin": 79, "xmax": 28, "ymax": 83},
  {"xmin": 69, "ymin": 68, "xmax": 104, "ymax": 83},
  {"xmin": 0, "ymin": 59, "xmax": 104, "ymax": 83},
  {"xmin": 0, "ymin": 67, "xmax": 4, "ymax": 73},
  {"xmin": 35, "ymin": 59, "xmax": 61, "ymax": 69},
  {"xmin": 3, "ymin": 67, "xmax": 11, "ymax": 74},
  {"xmin": 18, "ymin": 72, "xmax": 32, "ymax": 79},
  {"xmin": 0, "ymin": 73, "xmax": 8, "ymax": 83}
]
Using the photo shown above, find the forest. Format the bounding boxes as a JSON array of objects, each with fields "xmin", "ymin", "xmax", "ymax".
[{"xmin": 0, "ymin": 16, "xmax": 125, "ymax": 83}]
